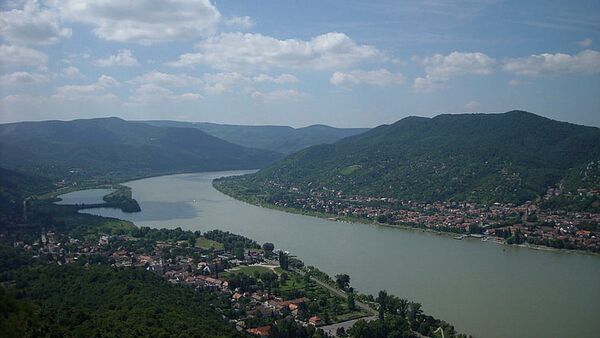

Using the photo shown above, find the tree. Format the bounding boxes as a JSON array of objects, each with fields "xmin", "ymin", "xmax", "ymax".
[
  {"xmin": 377, "ymin": 290, "xmax": 388, "ymax": 320},
  {"xmin": 347, "ymin": 291, "xmax": 356, "ymax": 311},
  {"xmin": 278, "ymin": 251, "xmax": 289, "ymax": 270},
  {"xmin": 262, "ymin": 242, "xmax": 275, "ymax": 257},
  {"xmin": 335, "ymin": 274, "xmax": 350, "ymax": 291}
]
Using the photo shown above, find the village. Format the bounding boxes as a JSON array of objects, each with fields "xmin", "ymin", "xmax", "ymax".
[
  {"xmin": 262, "ymin": 182, "xmax": 600, "ymax": 253},
  {"xmin": 11, "ymin": 228, "xmax": 374, "ymax": 337}
]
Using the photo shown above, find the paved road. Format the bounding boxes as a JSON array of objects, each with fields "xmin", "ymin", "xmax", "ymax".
[
  {"xmin": 291, "ymin": 268, "xmax": 378, "ymax": 336},
  {"xmin": 320, "ymin": 315, "xmax": 377, "ymax": 336}
]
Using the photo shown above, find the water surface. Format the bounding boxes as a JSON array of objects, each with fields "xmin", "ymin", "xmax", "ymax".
[
  {"xmin": 81, "ymin": 171, "xmax": 600, "ymax": 338},
  {"xmin": 56, "ymin": 188, "xmax": 114, "ymax": 205}
]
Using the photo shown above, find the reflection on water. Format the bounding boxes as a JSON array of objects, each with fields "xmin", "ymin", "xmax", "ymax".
[
  {"xmin": 56, "ymin": 188, "xmax": 114, "ymax": 205},
  {"xmin": 82, "ymin": 201, "xmax": 198, "ymax": 222}
]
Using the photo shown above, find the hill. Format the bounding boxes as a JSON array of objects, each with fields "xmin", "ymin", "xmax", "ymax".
[
  {"xmin": 0, "ymin": 117, "xmax": 281, "ymax": 181},
  {"xmin": 1, "ymin": 264, "xmax": 248, "ymax": 337},
  {"xmin": 218, "ymin": 111, "xmax": 600, "ymax": 205},
  {"xmin": 0, "ymin": 168, "xmax": 53, "ymax": 223},
  {"xmin": 142, "ymin": 120, "xmax": 369, "ymax": 154}
]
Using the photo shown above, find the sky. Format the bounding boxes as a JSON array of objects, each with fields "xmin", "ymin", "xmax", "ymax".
[{"xmin": 0, "ymin": 0, "xmax": 599, "ymax": 128}]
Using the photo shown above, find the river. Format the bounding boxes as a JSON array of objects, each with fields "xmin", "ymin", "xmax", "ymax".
[{"xmin": 66, "ymin": 171, "xmax": 600, "ymax": 338}]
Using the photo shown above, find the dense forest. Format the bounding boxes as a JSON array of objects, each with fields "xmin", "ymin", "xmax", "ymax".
[
  {"xmin": 0, "ymin": 117, "xmax": 281, "ymax": 181},
  {"xmin": 221, "ymin": 111, "xmax": 600, "ymax": 206},
  {"xmin": 0, "ymin": 264, "xmax": 248, "ymax": 337}
]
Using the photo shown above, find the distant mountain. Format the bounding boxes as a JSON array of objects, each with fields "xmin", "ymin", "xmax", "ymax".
[
  {"xmin": 0, "ymin": 118, "xmax": 281, "ymax": 180},
  {"xmin": 221, "ymin": 111, "xmax": 600, "ymax": 204},
  {"xmin": 142, "ymin": 120, "xmax": 369, "ymax": 154}
]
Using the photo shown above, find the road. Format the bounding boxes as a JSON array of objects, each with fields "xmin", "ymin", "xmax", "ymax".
[{"xmin": 291, "ymin": 268, "xmax": 378, "ymax": 336}]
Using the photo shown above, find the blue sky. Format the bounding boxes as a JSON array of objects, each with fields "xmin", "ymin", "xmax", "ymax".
[{"xmin": 1, "ymin": 0, "xmax": 599, "ymax": 127}]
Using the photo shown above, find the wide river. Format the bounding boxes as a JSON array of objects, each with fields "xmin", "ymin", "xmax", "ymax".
[{"xmin": 70, "ymin": 171, "xmax": 600, "ymax": 338}]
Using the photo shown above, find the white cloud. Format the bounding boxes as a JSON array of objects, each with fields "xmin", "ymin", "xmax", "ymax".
[
  {"xmin": 53, "ymin": 75, "xmax": 118, "ymax": 101},
  {"xmin": 224, "ymin": 16, "xmax": 254, "ymax": 29},
  {"xmin": 201, "ymin": 72, "xmax": 251, "ymax": 94},
  {"xmin": 253, "ymin": 74, "xmax": 299, "ymax": 84},
  {"xmin": 61, "ymin": 66, "xmax": 83, "ymax": 78},
  {"xmin": 0, "ymin": 0, "xmax": 71, "ymax": 45},
  {"xmin": 129, "ymin": 70, "xmax": 200, "ymax": 88},
  {"xmin": 95, "ymin": 49, "xmax": 139, "ymax": 67},
  {"xmin": 170, "ymin": 32, "xmax": 384, "ymax": 71},
  {"xmin": 413, "ymin": 51, "xmax": 495, "ymax": 91},
  {"xmin": 330, "ymin": 69, "xmax": 404, "ymax": 87},
  {"xmin": 503, "ymin": 50, "xmax": 600, "ymax": 76},
  {"xmin": 578, "ymin": 38, "xmax": 593, "ymax": 47},
  {"xmin": 509, "ymin": 79, "xmax": 521, "ymax": 86},
  {"xmin": 464, "ymin": 100, "xmax": 480, "ymax": 110},
  {"xmin": 52, "ymin": 0, "xmax": 220, "ymax": 45},
  {"xmin": 127, "ymin": 84, "xmax": 202, "ymax": 106},
  {"xmin": 0, "ymin": 71, "xmax": 48, "ymax": 85},
  {"xmin": 251, "ymin": 89, "xmax": 308, "ymax": 102},
  {"xmin": 0, "ymin": 44, "xmax": 47, "ymax": 67}
]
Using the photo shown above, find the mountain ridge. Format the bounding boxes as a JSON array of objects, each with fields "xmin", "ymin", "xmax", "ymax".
[
  {"xmin": 141, "ymin": 120, "xmax": 369, "ymax": 154},
  {"xmin": 0, "ymin": 117, "xmax": 281, "ymax": 180},
  {"xmin": 219, "ymin": 110, "xmax": 600, "ymax": 205}
]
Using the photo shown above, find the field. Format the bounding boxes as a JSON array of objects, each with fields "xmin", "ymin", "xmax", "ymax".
[
  {"xmin": 195, "ymin": 237, "xmax": 225, "ymax": 250},
  {"xmin": 220, "ymin": 265, "xmax": 273, "ymax": 279}
]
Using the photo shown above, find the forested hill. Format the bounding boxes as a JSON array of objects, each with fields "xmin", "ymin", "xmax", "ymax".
[
  {"xmin": 142, "ymin": 120, "xmax": 369, "ymax": 154},
  {"xmin": 0, "ymin": 117, "xmax": 281, "ymax": 180},
  {"xmin": 241, "ymin": 111, "xmax": 600, "ymax": 204}
]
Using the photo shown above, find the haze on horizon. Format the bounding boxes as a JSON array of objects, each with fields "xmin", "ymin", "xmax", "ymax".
[{"xmin": 0, "ymin": 0, "xmax": 599, "ymax": 128}]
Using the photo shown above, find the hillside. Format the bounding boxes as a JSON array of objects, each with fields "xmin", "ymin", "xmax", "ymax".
[
  {"xmin": 142, "ymin": 120, "xmax": 369, "ymax": 154},
  {"xmin": 0, "ymin": 168, "xmax": 53, "ymax": 223},
  {"xmin": 0, "ymin": 118, "xmax": 281, "ymax": 180},
  {"xmin": 218, "ymin": 111, "xmax": 600, "ymax": 204}
]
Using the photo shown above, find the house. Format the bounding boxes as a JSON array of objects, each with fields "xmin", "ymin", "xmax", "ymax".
[
  {"xmin": 308, "ymin": 316, "xmax": 323, "ymax": 326},
  {"xmin": 247, "ymin": 325, "xmax": 271, "ymax": 337}
]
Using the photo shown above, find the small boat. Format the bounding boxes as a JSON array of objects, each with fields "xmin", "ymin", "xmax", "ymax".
[{"xmin": 454, "ymin": 235, "xmax": 465, "ymax": 240}]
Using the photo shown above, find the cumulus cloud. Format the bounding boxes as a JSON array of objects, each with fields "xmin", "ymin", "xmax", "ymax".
[
  {"xmin": 53, "ymin": 75, "xmax": 118, "ymax": 101},
  {"xmin": 200, "ymin": 72, "xmax": 300, "ymax": 94},
  {"xmin": 129, "ymin": 70, "xmax": 200, "ymax": 88},
  {"xmin": 251, "ymin": 89, "xmax": 308, "ymax": 102},
  {"xmin": 95, "ymin": 49, "xmax": 139, "ymax": 67},
  {"xmin": 201, "ymin": 72, "xmax": 251, "ymax": 94},
  {"xmin": 0, "ymin": 44, "xmax": 47, "ymax": 67},
  {"xmin": 224, "ymin": 16, "xmax": 254, "ymax": 29},
  {"xmin": 578, "ymin": 38, "xmax": 593, "ymax": 47},
  {"xmin": 330, "ymin": 69, "xmax": 404, "ymax": 87},
  {"xmin": 413, "ymin": 51, "xmax": 495, "ymax": 91},
  {"xmin": 509, "ymin": 79, "xmax": 521, "ymax": 86},
  {"xmin": 61, "ymin": 66, "xmax": 83, "ymax": 78},
  {"xmin": 0, "ymin": 0, "xmax": 71, "ymax": 45},
  {"xmin": 169, "ymin": 32, "xmax": 384, "ymax": 71},
  {"xmin": 253, "ymin": 74, "xmax": 299, "ymax": 84},
  {"xmin": 503, "ymin": 50, "xmax": 600, "ymax": 76},
  {"xmin": 0, "ymin": 71, "xmax": 49, "ymax": 85},
  {"xmin": 52, "ymin": 0, "xmax": 221, "ymax": 45},
  {"xmin": 127, "ymin": 84, "xmax": 202, "ymax": 106},
  {"xmin": 464, "ymin": 100, "xmax": 480, "ymax": 110}
]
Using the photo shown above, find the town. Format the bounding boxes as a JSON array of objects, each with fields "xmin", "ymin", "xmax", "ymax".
[
  {"xmin": 250, "ymin": 181, "xmax": 600, "ymax": 253},
  {"xmin": 7, "ymin": 226, "xmax": 457, "ymax": 337}
]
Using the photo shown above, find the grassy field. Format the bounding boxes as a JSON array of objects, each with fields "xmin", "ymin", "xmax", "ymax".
[
  {"xmin": 195, "ymin": 237, "xmax": 224, "ymax": 250},
  {"xmin": 221, "ymin": 265, "xmax": 274, "ymax": 279}
]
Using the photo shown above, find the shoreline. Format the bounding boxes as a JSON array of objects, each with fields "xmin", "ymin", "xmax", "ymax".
[
  {"xmin": 40, "ymin": 170, "xmax": 598, "ymax": 258},
  {"xmin": 212, "ymin": 181, "xmax": 600, "ymax": 257}
]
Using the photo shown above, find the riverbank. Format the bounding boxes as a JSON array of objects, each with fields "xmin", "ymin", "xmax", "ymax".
[
  {"xmin": 213, "ymin": 180, "xmax": 599, "ymax": 257},
  {"xmin": 66, "ymin": 171, "xmax": 600, "ymax": 338}
]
